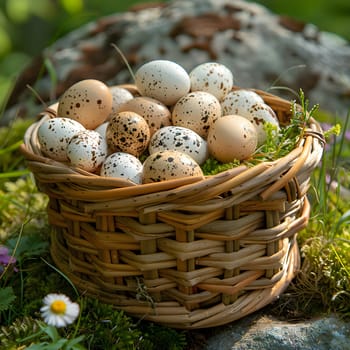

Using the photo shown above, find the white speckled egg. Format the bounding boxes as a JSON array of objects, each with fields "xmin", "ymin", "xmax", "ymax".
[
  {"xmin": 135, "ymin": 60, "xmax": 191, "ymax": 105},
  {"xmin": 57, "ymin": 79, "xmax": 113, "ymax": 129},
  {"xmin": 109, "ymin": 86, "xmax": 134, "ymax": 116},
  {"xmin": 100, "ymin": 152, "xmax": 143, "ymax": 184},
  {"xmin": 117, "ymin": 96, "xmax": 172, "ymax": 136},
  {"xmin": 240, "ymin": 102, "xmax": 280, "ymax": 146},
  {"xmin": 190, "ymin": 62, "xmax": 234, "ymax": 101},
  {"xmin": 149, "ymin": 126, "xmax": 208, "ymax": 165},
  {"xmin": 142, "ymin": 150, "xmax": 204, "ymax": 183},
  {"xmin": 172, "ymin": 91, "xmax": 222, "ymax": 139},
  {"xmin": 67, "ymin": 130, "xmax": 108, "ymax": 172},
  {"xmin": 207, "ymin": 115, "xmax": 258, "ymax": 162},
  {"xmin": 221, "ymin": 89, "xmax": 264, "ymax": 116},
  {"xmin": 37, "ymin": 117, "xmax": 86, "ymax": 161},
  {"xmin": 106, "ymin": 111, "xmax": 150, "ymax": 157}
]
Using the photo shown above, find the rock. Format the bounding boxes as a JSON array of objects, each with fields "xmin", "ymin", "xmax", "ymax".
[
  {"xmin": 202, "ymin": 311, "xmax": 350, "ymax": 350},
  {"xmin": 3, "ymin": 0, "xmax": 350, "ymax": 126}
]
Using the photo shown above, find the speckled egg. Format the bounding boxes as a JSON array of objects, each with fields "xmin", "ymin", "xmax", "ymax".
[
  {"xmin": 142, "ymin": 150, "xmax": 204, "ymax": 183},
  {"xmin": 134, "ymin": 60, "xmax": 191, "ymax": 105},
  {"xmin": 117, "ymin": 96, "xmax": 172, "ymax": 136},
  {"xmin": 109, "ymin": 86, "xmax": 134, "ymax": 116},
  {"xmin": 149, "ymin": 126, "xmax": 208, "ymax": 165},
  {"xmin": 57, "ymin": 79, "xmax": 113, "ymax": 129},
  {"xmin": 37, "ymin": 117, "xmax": 86, "ymax": 161},
  {"xmin": 106, "ymin": 111, "xmax": 150, "ymax": 157},
  {"xmin": 189, "ymin": 62, "xmax": 234, "ymax": 101},
  {"xmin": 239, "ymin": 102, "xmax": 280, "ymax": 146},
  {"xmin": 221, "ymin": 89, "xmax": 264, "ymax": 116},
  {"xmin": 100, "ymin": 152, "xmax": 143, "ymax": 184},
  {"xmin": 67, "ymin": 130, "xmax": 108, "ymax": 172},
  {"xmin": 207, "ymin": 115, "xmax": 258, "ymax": 162},
  {"xmin": 172, "ymin": 91, "xmax": 222, "ymax": 138}
]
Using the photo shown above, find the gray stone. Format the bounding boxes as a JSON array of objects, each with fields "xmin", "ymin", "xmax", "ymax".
[
  {"xmin": 3, "ymin": 0, "xmax": 350, "ymax": 126},
  {"xmin": 203, "ymin": 312, "xmax": 350, "ymax": 350}
]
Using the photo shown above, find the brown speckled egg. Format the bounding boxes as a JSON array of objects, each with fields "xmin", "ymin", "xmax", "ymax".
[
  {"xmin": 172, "ymin": 91, "xmax": 222, "ymax": 139},
  {"xmin": 142, "ymin": 150, "xmax": 204, "ymax": 183},
  {"xmin": 67, "ymin": 130, "xmax": 108, "ymax": 172},
  {"xmin": 106, "ymin": 111, "xmax": 150, "ymax": 157},
  {"xmin": 117, "ymin": 96, "xmax": 172, "ymax": 136},
  {"xmin": 207, "ymin": 115, "xmax": 258, "ymax": 162},
  {"xmin": 37, "ymin": 117, "xmax": 86, "ymax": 161},
  {"xmin": 57, "ymin": 79, "xmax": 113, "ymax": 129},
  {"xmin": 135, "ymin": 60, "xmax": 190, "ymax": 105}
]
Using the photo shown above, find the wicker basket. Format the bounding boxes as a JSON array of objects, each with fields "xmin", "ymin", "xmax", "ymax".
[{"xmin": 20, "ymin": 87, "xmax": 324, "ymax": 329}]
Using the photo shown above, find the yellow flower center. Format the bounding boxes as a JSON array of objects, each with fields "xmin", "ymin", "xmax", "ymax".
[{"xmin": 50, "ymin": 300, "xmax": 67, "ymax": 314}]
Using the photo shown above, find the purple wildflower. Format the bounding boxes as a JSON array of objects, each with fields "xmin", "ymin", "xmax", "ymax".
[
  {"xmin": 345, "ymin": 129, "xmax": 350, "ymax": 141},
  {"xmin": 320, "ymin": 123, "xmax": 333, "ymax": 132},
  {"xmin": 0, "ymin": 245, "xmax": 17, "ymax": 273}
]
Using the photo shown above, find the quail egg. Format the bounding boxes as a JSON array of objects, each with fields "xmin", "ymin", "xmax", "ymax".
[
  {"xmin": 57, "ymin": 79, "xmax": 113, "ymax": 129},
  {"xmin": 221, "ymin": 89, "xmax": 264, "ymax": 116},
  {"xmin": 172, "ymin": 91, "xmax": 222, "ymax": 138},
  {"xmin": 106, "ymin": 111, "xmax": 150, "ymax": 157},
  {"xmin": 117, "ymin": 96, "xmax": 172, "ymax": 136},
  {"xmin": 207, "ymin": 115, "xmax": 258, "ymax": 162},
  {"xmin": 100, "ymin": 152, "xmax": 143, "ymax": 184},
  {"xmin": 37, "ymin": 117, "xmax": 86, "ymax": 161},
  {"xmin": 149, "ymin": 126, "xmax": 208, "ymax": 165},
  {"xmin": 135, "ymin": 60, "xmax": 191, "ymax": 105},
  {"xmin": 67, "ymin": 129, "xmax": 108, "ymax": 172},
  {"xmin": 190, "ymin": 62, "xmax": 234, "ymax": 101},
  {"xmin": 142, "ymin": 150, "xmax": 204, "ymax": 183}
]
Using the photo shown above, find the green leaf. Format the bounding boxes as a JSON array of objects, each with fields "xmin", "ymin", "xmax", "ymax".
[
  {"xmin": 65, "ymin": 335, "xmax": 86, "ymax": 350},
  {"xmin": 41, "ymin": 325, "xmax": 60, "ymax": 342},
  {"xmin": 336, "ymin": 209, "xmax": 350, "ymax": 233},
  {"xmin": 26, "ymin": 342, "xmax": 50, "ymax": 350},
  {"xmin": 7, "ymin": 234, "xmax": 49, "ymax": 261},
  {"xmin": 0, "ymin": 286, "xmax": 16, "ymax": 311}
]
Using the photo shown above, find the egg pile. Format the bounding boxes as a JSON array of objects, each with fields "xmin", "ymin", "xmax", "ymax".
[{"xmin": 37, "ymin": 60, "xmax": 280, "ymax": 184}]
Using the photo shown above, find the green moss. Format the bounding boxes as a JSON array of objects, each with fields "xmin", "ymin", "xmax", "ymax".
[
  {"xmin": 78, "ymin": 298, "xmax": 143, "ymax": 349},
  {"xmin": 201, "ymin": 157, "xmax": 241, "ymax": 175}
]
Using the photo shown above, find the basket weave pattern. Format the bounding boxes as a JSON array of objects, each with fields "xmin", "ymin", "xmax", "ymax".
[{"xmin": 20, "ymin": 88, "xmax": 324, "ymax": 328}]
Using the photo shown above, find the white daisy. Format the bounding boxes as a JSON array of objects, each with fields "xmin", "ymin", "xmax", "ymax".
[{"xmin": 40, "ymin": 293, "xmax": 80, "ymax": 328}]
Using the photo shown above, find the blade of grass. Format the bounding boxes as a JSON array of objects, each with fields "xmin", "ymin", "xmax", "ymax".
[
  {"xmin": 40, "ymin": 257, "xmax": 80, "ymax": 298},
  {"xmin": 0, "ymin": 170, "xmax": 29, "ymax": 179}
]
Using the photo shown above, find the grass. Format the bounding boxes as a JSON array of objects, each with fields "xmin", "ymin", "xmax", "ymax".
[{"xmin": 271, "ymin": 112, "xmax": 350, "ymax": 319}]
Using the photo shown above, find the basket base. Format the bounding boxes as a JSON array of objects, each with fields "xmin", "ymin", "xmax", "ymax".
[{"xmin": 50, "ymin": 229, "xmax": 300, "ymax": 329}]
